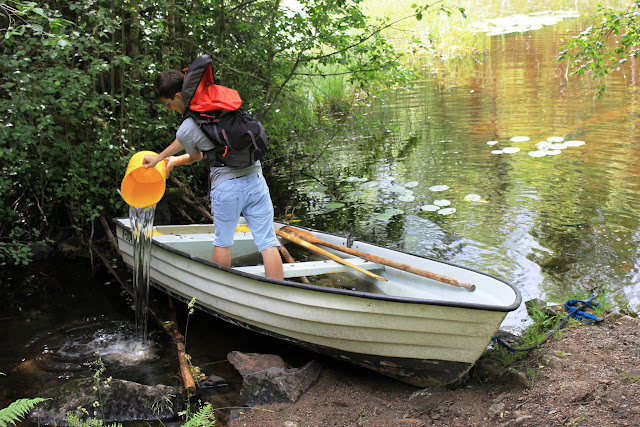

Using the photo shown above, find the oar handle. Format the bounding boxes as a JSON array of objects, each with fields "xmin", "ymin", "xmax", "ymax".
[
  {"xmin": 278, "ymin": 245, "xmax": 311, "ymax": 285},
  {"xmin": 275, "ymin": 229, "xmax": 387, "ymax": 282},
  {"xmin": 281, "ymin": 226, "xmax": 475, "ymax": 291}
]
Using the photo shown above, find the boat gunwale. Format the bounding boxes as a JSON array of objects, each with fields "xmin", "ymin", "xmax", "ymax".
[{"xmin": 114, "ymin": 218, "xmax": 522, "ymax": 313}]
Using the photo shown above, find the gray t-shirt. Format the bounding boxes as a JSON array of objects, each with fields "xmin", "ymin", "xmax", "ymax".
[{"xmin": 177, "ymin": 117, "xmax": 262, "ymax": 189}]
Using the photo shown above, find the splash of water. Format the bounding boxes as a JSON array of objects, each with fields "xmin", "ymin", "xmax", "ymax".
[{"xmin": 129, "ymin": 206, "xmax": 155, "ymax": 343}]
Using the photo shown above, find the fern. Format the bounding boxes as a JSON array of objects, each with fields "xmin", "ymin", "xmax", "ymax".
[
  {"xmin": 0, "ymin": 397, "xmax": 48, "ymax": 427},
  {"xmin": 182, "ymin": 403, "xmax": 216, "ymax": 427}
]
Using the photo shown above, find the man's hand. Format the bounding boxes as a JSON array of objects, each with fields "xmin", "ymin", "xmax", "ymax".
[
  {"xmin": 165, "ymin": 157, "xmax": 177, "ymax": 175},
  {"xmin": 143, "ymin": 154, "xmax": 160, "ymax": 169}
]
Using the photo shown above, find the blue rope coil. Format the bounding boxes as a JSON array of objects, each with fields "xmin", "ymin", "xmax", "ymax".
[
  {"xmin": 564, "ymin": 297, "xmax": 602, "ymax": 324},
  {"xmin": 492, "ymin": 297, "xmax": 603, "ymax": 353}
]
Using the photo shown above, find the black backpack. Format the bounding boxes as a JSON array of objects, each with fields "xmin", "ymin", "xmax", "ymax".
[{"xmin": 181, "ymin": 55, "xmax": 268, "ymax": 168}]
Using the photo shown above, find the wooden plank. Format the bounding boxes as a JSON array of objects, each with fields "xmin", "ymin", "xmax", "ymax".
[{"xmin": 234, "ymin": 257, "xmax": 384, "ymax": 278}]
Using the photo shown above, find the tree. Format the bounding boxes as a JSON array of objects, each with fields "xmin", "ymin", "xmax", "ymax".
[
  {"xmin": 558, "ymin": 1, "xmax": 640, "ymax": 95},
  {"xmin": 0, "ymin": 0, "xmax": 450, "ymax": 264}
]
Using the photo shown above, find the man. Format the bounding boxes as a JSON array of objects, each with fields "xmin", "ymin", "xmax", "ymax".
[{"xmin": 143, "ymin": 69, "xmax": 284, "ymax": 280}]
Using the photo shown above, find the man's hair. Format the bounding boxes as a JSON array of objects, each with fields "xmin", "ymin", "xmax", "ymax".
[{"xmin": 154, "ymin": 69, "xmax": 184, "ymax": 99}]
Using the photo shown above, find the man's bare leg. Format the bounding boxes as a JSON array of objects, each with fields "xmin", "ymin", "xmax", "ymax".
[
  {"xmin": 213, "ymin": 246, "xmax": 232, "ymax": 267},
  {"xmin": 261, "ymin": 246, "xmax": 284, "ymax": 280},
  {"xmin": 215, "ymin": 245, "xmax": 283, "ymax": 280}
]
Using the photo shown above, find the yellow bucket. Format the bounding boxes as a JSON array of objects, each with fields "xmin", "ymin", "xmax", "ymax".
[{"xmin": 120, "ymin": 151, "xmax": 167, "ymax": 208}]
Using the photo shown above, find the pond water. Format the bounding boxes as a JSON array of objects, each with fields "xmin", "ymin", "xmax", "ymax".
[
  {"xmin": 2, "ymin": 11, "xmax": 640, "ymax": 423},
  {"xmin": 269, "ymin": 15, "xmax": 640, "ymax": 329}
]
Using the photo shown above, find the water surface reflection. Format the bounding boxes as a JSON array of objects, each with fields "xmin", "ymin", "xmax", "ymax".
[{"xmin": 270, "ymin": 18, "xmax": 640, "ymax": 328}]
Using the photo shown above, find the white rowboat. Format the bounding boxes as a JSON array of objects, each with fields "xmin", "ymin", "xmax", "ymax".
[{"xmin": 114, "ymin": 218, "xmax": 521, "ymax": 386}]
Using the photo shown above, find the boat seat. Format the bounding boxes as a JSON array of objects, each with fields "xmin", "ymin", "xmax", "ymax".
[{"xmin": 234, "ymin": 257, "xmax": 384, "ymax": 278}]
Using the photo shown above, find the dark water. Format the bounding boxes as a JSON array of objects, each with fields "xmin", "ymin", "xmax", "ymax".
[{"xmin": 2, "ymin": 12, "xmax": 640, "ymax": 423}]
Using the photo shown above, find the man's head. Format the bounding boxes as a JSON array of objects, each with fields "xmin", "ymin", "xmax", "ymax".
[{"xmin": 155, "ymin": 69, "xmax": 186, "ymax": 115}]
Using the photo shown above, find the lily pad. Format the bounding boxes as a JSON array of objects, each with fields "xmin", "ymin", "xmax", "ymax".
[
  {"xmin": 547, "ymin": 136, "xmax": 564, "ymax": 143},
  {"xmin": 310, "ymin": 185, "xmax": 328, "ymax": 193},
  {"xmin": 510, "ymin": 136, "xmax": 530, "ymax": 142},
  {"xmin": 528, "ymin": 151, "xmax": 547, "ymax": 157},
  {"xmin": 345, "ymin": 176, "xmax": 362, "ymax": 183},
  {"xmin": 547, "ymin": 150, "xmax": 562, "ymax": 156},
  {"xmin": 464, "ymin": 194, "xmax": 482, "ymax": 202},
  {"xmin": 565, "ymin": 140, "xmax": 585, "ymax": 147},
  {"xmin": 398, "ymin": 194, "xmax": 416, "ymax": 202},
  {"xmin": 437, "ymin": 208, "xmax": 456, "ymax": 215},
  {"xmin": 420, "ymin": 205, "xmax": 439, "ymax": 212},
  {"xmin": 502, "ymin": 147, "xmax": 521, "ymax": 154},
  {"xmin": 433, "ymin": 199, "xmax": 451, "ymax": 207},
  {"xmin": 325, "ymin": 202, "xmax": 345, "ymax": 209},
  {"xmin": 487, "ymin": 140, "xmax": 499, "ymax": 145},
  {"xmin": 389, "ymin": 185, "xmax": 407, "ymax": 193},
  {"xmin": 548, "ymin": 143, "xmax": 567, "ymax": 150},
  {"xmin": 404, "ymin": 181, "xmax": 419, "ymax": 188},
  {"xmin": 491, "ymin": 149, "xmax": 504, "ymax": 154},
  {"xmin": 536, "ymin": 141, "xmax": 551, "ymax": 149},
  {"xmin": 428, "ymin": 185, "xmax": 449, "ymax": 192},
  {"xmin": 360, "ymin": 181, "xmax": 379, "ymax": 189},
  {"xmin": 345, "ymin": 191, "xmax": 364, "ymax": 199},
  {"xmin": 385, "ymin": 208, "xmax": 404, "ymax": 216},
  {"xmin": 375, "ymin": 213, "xmax": 394, "ymax": 220}
]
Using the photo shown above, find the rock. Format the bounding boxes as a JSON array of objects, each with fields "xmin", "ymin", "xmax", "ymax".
[
  {"xmin": 228, "ymin": 408, "xmax": 249, "ymax": 423},
  {"xmin": 525, "ymin": 298, "xmax": 563, "ymax": 317},
  {"xmin": 409, "ymin": 389, "xmax": 432, "ymax": 400},
  {"xmin": 27, "ymin": 242, "xmax": 55, "ymax": 261},
  {"xmin": 200, "ymin": 374, "xmax": 228, "ymax": 388},
  {"xmin": 504, "ymin": 368, "xmax": 532, "ymax": 389},
  {"xmin": 515, "ymin": 414, "xmax": 533, "ymax": 423},
  {"xmin": 627, "ymin": 369, "xmax": 640, "ymax": 380},
  {"xmin": 392, "ymin": 418, "xmax": 424, "ymax": 425},
  {"xmin": 540, "ymin": 354, "xmax": 563, "ymax": 369},
  {"xmin": 492, "ymin": 392, "xmax": 508, "ymax": 404},
  {"xmin": 488, "ymin": 402, "xmax": 505, "ymax": 417},
  {"xmin": 493, "ymin": 329, "xmax": 518, "ymax": 346},
  {"xmin": 30, "ymin": 378, "xmax": 183, "ymax": 425},
  {"xmin": 239, "ymin": 360, "xmax": 322, "ymax": 407},
  {"xmin": 227, "ymin": 351, "xmax": 286, "ymax": 377}
]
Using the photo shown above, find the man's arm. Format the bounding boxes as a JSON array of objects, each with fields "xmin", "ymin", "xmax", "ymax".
[
  {"xmin": 165, "ymin": 148, "xmax": 203, "ymax": 174},
  {"xmin": 143, "ymin": 138, "xmax": 184, "ymax": 168}
]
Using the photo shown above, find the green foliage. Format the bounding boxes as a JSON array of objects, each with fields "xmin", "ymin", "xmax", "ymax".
[
  {"xmin": 558, "ymin": 1, "xmax": 640, "ymax": 95},
  {"xmin": 0, "ymin": 0, "xmax": 429, "ymax": 260},
  {"xmin": 182, "ymin": 403, "xmax": 216, "ymax": 427},
  {"xmin": 0, "ymin": 397, "xmax": 48, "ymax": 427},
  {"xmin": 65, "ymin": 410, "xmax": 123, "ymax": 427},
  {"xmin": 0, "ymin": 233, "xmax": 31, "ymax": 266}
]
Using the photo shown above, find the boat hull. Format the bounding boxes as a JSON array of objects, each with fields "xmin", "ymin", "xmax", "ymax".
[{"xmin": 114, "ymin": 219, "xmax": 521, "ymax": 387}]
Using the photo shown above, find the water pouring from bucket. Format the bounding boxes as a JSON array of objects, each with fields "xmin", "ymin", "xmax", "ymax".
[{"xmin": 120, "ymin": 151, "xmax": 167, "ymax": 343}]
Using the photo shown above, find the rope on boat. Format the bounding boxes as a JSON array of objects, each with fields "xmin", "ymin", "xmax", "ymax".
[{"xmin": 492, "ymin": 297, "xmax": 603, "ymax": 353}]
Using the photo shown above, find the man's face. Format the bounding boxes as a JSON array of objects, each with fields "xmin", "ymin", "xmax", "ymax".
[{"xmin": 159, "ymin": 92, "xmax": 186, "ymax": 115}]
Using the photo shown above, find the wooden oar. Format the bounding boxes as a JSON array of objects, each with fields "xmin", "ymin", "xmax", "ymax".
[
  {"xmin": 275, "ymin": 228, "xmax": 388, "ymax": 282},
  {"xmin": 280, "ymin": 226, "xmax": 476, "ymax": 291},
  {"xmin": 278, "ymin": 245, "xmax": 311, "ymax": 284}
]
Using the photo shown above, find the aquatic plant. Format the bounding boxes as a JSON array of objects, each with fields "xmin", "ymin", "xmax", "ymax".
[
  {"xmin": 181, "ymin": 403, "xmax": 216, "ymax": 427},
  {"xmin": 83, "ymin": 357, "xmax": 112, "ymax": 419},
  {"xmin": 0, "ymin": 397, "xmax": 49, "ymax": 427}
]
